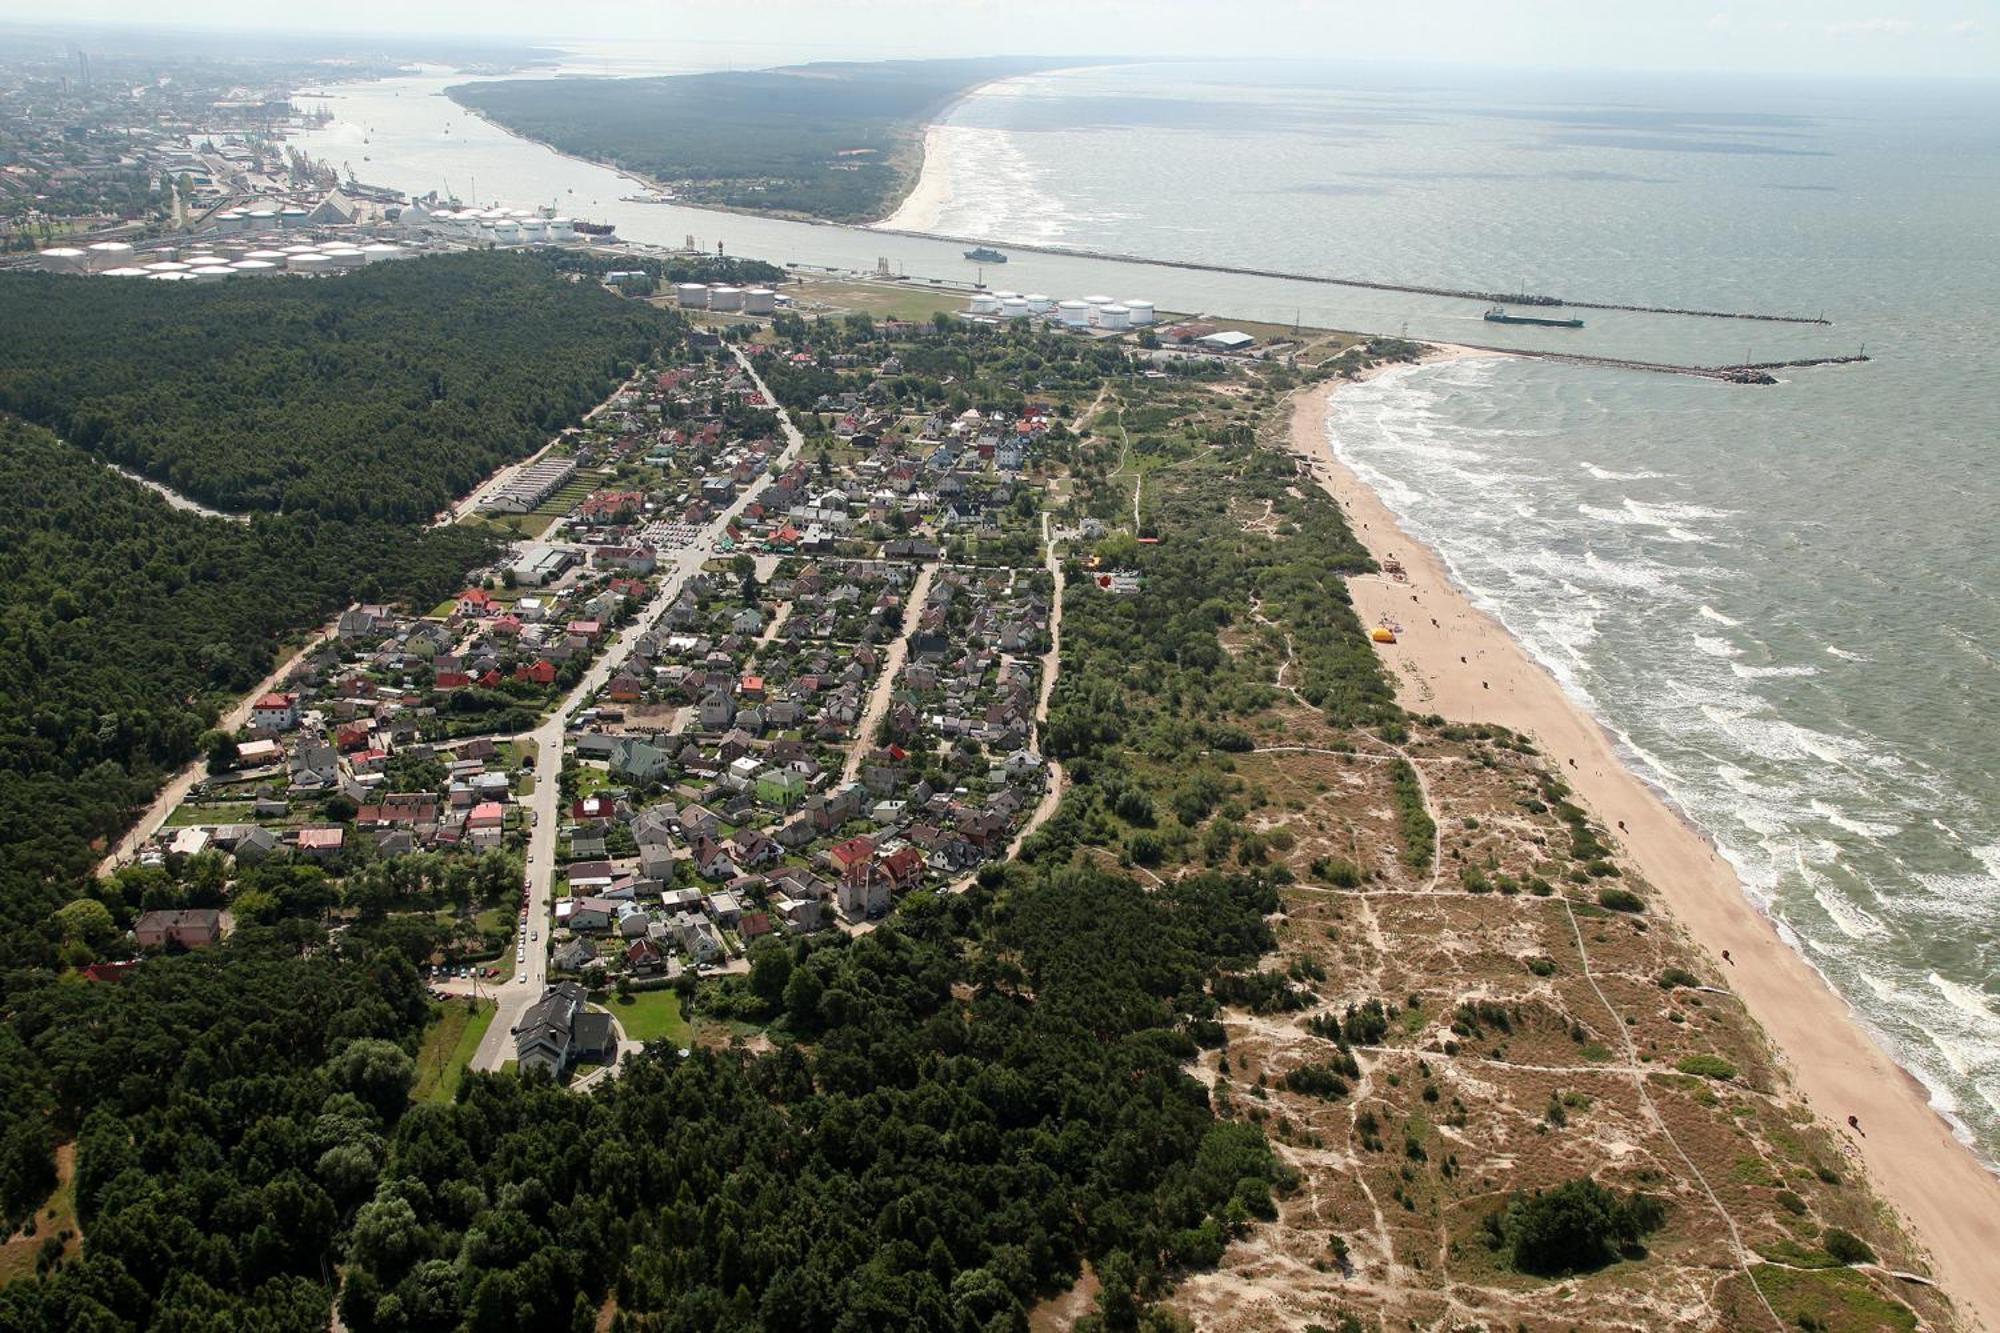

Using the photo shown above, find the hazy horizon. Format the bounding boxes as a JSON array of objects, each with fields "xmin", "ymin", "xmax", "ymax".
[{"xmin": 0, "ymin": 1, "xmax": 1994, "ymax": 81}]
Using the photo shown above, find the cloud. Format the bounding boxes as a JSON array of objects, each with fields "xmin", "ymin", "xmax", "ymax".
[
  {"xmin": 1948, "ymin": 19, "xmax": 1984, "ymax": 37},
  {"xmin": 1705, "ymin": 12, "xmax": 1732, "ymax": 32},
  {"xmin": 1825, "ymin": 17, "xmax": 1916, "ymax": 38}
]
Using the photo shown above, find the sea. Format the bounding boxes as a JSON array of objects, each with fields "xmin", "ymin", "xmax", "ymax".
[{"xmin": 297, "ymin": 56, "xmax": 2000, "ymax": 1163}]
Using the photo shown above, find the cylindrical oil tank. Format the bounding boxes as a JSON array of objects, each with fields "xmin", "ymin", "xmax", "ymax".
[
  {"xmin": 1097, "ymin": 303, "xmax": 1132, "ymax": 331},
  {"xmin": 37, "ymin": 247, "xmax": 87, "ymax": 273},
  {"xmin": 287, "ymin": 252, "xmax": 333, "ymax": 274},
  {"xmin": 708, "ymin": 286, "xmax": 744, "ymax": 312},
  {"xmin": 967, "ymin": 293, "xmax": 999, "ymax": 315},
  {"xmin": 743, "ymin": 288, "xmax": 777, "ymax": 315},
  {"xmin": 1056, "ymin": 300, "xmax": 1091, "ymax": 328},
  {"xmin": 999, "ymin": 297, "xmax": 1030, "ymax": 320},
  {"xmin": 1123, "ymin": 300, "xmax": 1156, "ymax": 325},
  {"xmin": 675, "ymin": 283, "xmax": 709, "ymax": 309}
]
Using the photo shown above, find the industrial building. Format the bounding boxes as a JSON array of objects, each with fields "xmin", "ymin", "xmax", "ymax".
[
  {"xmin": 481, "ymin": 457, "xmax": 579, "ymax": 514},
  {"xmin": 508, "ymin": 544, "xmax": 578, "ymax": 587}
]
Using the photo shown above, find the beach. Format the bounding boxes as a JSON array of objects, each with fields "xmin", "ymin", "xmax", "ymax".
[{"xmin": 1289, "ymin": 361, "xmax": 2000, "ymax": 1332}]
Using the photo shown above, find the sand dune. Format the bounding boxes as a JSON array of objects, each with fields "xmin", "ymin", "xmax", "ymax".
[{"xmin": 1289, "ymin": 365, "xmax": 2000, "ymax": 1332}]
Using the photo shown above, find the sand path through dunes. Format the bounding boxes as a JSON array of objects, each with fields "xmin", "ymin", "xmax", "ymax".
[{"xmin": 1288, "ymin": 369, "xmax": 2000, "ymax": 1332}]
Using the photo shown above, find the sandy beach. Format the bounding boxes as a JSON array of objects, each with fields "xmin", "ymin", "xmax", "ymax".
[{"xmin": 1289, "ymin": 360, "xmax": 2000, "ymax": 1332}]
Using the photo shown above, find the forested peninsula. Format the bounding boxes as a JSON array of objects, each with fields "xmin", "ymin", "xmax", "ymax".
[{"xmin": 447, "ymin": 58, "xmax": 1072, "ymax": 223}]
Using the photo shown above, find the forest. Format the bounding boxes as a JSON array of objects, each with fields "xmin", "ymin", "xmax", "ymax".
[
  {"xmin": 448, "ymin": 59, "xmax": 1066, "ymax": 223},
  {"xmin": 0, "ymin": 253, "xmax": 672, "ymax": 521}
]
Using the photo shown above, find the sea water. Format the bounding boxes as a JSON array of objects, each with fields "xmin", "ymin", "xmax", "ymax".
[{"xmin": 917, "ymin": 60, "xmax": 2000, "ymax": 1160}]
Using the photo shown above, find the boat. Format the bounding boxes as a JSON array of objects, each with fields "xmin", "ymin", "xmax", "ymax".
[
  {"xmin": 964, "ymin": 246, "xmax": 1008, "ymax": 264},
  {"xmin": 1484, "ymin": 306, "xmax": 1583, "ymax": 329},
  {"xmin": 573, "ymin": 220, "xmax": 617, "ymax": 237}
]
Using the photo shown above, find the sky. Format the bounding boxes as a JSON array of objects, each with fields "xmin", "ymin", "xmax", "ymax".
[{"xmin": 2, "ymin": 0, "xmax": 1995, "ymax": 79}]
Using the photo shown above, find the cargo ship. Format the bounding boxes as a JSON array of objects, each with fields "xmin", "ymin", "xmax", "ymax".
[
  {"xmin": 574, "ymin": 219, "xmax": 617, "ymax": 238},
  {"xmin": 964, "ymin": 246, "xmax": 1007, "ymax": 264},
  {"xmin": 1484, "ymin": 306, "xmax": 1583, "ymax": 329}
]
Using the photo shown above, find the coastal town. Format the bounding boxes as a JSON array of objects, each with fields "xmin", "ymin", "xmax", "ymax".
[{"xmin": 103, "ymin": 311, "xmax": 1092, "ymax": 1081}]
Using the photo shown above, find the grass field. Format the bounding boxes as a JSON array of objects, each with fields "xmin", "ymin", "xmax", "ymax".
[
  {"xmin": 412, "ymin": 999, "xmax": 497, "ymax": 1104},
  {"xmin": 0, "ymin": 1144, "xmax": 77, "ymax": 1285},
  {"xmin": 607, "ymin": 989, "xmax": 690, "ymax": 1045},
  {"xmin": 791, "ymin": 277, "xmax": 971, "ymax": 324}
]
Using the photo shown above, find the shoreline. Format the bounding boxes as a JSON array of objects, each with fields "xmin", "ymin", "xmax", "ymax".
[{"xmin": 1288, "ymin": 359, "xmax": 2000, "ymax": 1331}]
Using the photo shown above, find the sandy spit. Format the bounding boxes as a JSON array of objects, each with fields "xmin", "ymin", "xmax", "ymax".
[{"xmin": 1288, "ymin": 357, "xmax": 2000, "ymax": 1332}]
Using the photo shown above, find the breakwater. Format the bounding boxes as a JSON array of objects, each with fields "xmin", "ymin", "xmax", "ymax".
[
  {"xmin": 1457, "ymin": 344, "xmax": 1871, "ymax": 384},
  {"xmin": 871, "ymin": 226, "xmax": 1834, "ymax": 325}
]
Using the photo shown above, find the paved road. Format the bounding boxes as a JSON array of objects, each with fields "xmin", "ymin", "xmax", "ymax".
[
  {"xmin": 97, "ymin": 623, "xmax": 340, "ymax": 876},
  {"xmin": 470, "ymin": 342, "xmax": 807, "ymax": 1072},
  {"xmin": 841, "ymin": 562, "xmax": 938, "ymax": 784}
]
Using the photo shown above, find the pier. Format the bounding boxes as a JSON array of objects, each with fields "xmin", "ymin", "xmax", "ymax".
[{"xmin": 872, "ymin": 227, "xmax": 1834, "ymax": 325}]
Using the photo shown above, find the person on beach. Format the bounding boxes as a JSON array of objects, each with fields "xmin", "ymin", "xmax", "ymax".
[
  {"xmin": 1722, "ymin": 949, "xmax": 1732, "ymax": 965},
  {"xmin": 1848, "ymin": 1114, "xmax": 1864, "ymax": 1136}
]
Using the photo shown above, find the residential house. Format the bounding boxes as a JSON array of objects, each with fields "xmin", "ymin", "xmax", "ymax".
[
  {"xmin": 132, "ymin": 909, "xmax": 223, "ymax": 950},
  {"xmin": 513, "ymin": 981, "xmax": 616, "ymax": 1078}
]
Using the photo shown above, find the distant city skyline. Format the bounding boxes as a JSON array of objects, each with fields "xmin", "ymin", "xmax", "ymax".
[{"xmin": 0, "ymin": 0, "xmax": 1994, "ymax": 79}]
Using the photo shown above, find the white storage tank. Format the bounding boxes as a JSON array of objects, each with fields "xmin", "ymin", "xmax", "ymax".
[
  {"xmin": 189, "ymin": 265, "xmax": 234, "ymax": 283},
  {"xmin": 144, "ymin": 261, "xmax": 192, "ymax": 274},
  {"xmin": 230, "ymin": 259, "xmax": 278, "ymax": 275},
  {"xmin": 147, "ymin": 271, "xmax": 193, "ymax": 282},
  {"xmin": 519, "ymin": 217, "xmax": 548, "ymax": 242},
  {"xmin": 1081, "ymin": 294, "xmax": 1114, "ymax": 307},
  {"xmin": 102, "ymin": 266, "xmax": 152, "ymax": 278},
  {"xmin": 991, "ymin": 290, "xmax": 1019, "ymax": 303},
  {"xmin": 967, "ymin": 293, "xmax": 1000, "ymax": 316},
  {"xmin": 287, "ymin": 252, "xmax": 333, "ymax": 274},
  {"xmin": 278, "ymin": 207, "xmax": 309, "ymax": 228},
  {"xmin": 245, "ymin": 249, "xmax": 287, "ymax": 263},
  {"xmin": 86, "ymin": 241, "xmax": 135, "ymax": 270},
  {"xmin": 491, "ymin": 220, "xmax": 521, "ymax": 246},
  {"xmin": 547, "ymin": 218, "xmax": 576, "ymax": 243},
  {"xmin": 999, "ymin": 297, "xmax": 1030, "ymax": 320},
  {"xmin": 674, "ymin": 283, "xmax": 709, "ymax": 309},
  {"xmin": 1023, "ymin": 293, "xmax": 1053, "ymax": 313},
  {"xmin": 1056, "ymin": 300, "xmax": 1092, "ymax": 328},
  {"xmin": 708, "ymin": 286, "xmax": 744, "ymax": 312},
  {"xmin": 1123, "ymin": 300, "xmax": 1156, "ymax": 326},
  {"xmin": 1097, "ymin": 303, "xmax": 1132, "ymax": 331},
  {"xmin": 743, "ymin": 288, "xmax": 777, "ymax": 315},
  {"xmin": 322, "ymin": 248, "xmax": 367, "ymax": 269},
  {"xmin": 360, "ymin": 243, "xmax": 404, "ymax": 264},
  {"xmin": 37, "ymin": 247, "xmax": 87, "ymax": 273}
]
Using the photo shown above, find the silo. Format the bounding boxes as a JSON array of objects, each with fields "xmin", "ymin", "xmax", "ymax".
[
  {"xmin": 743, "ymin": 288, "xmax": 777, "ymax": 315},
  {"xmin": 287, "ymin": 252, "xmax": 334, "ymax": 274},
  {"xmin": 1056, "ymin": 300, "xmax": 1091, "ymax": 328},
  {"xmin": 37, "ymin": 247, "xmax": 87, "ymax": 273},
  {"xmin": 213, "ymin": 210, "xmax": 245, "ymax": 232},
  {"xmin": 1123, "ymin": 300, "xmax": 1156, "ymax": 326},
  {"xmin": 86, "ymin": 241, "xmax": 135, "ymax": 271},
  {"xmin": 1097, "ymin": 303, "xmax": 1131, "ymax": 331},
  {"xmin": 708, "ymin": 286, "xmax": 744, "ymax": 312},
  {"xmin": 967, "ymin": 293, "xmax": 1000, "ymax": 316},
  {"xmin": 674, "ymin": 283, "xmax": 709, "ymax": 309},
  {"xmin": 991, "ymin": 290, "xmax": 1019, "ymax": 302},
  {"xmin": 230, "ymin": 259, "xmax": 278, "ymax": 275},
  {"xmin": 999, "ymin": 297, "xmax": 1030, "ymax": 320}
]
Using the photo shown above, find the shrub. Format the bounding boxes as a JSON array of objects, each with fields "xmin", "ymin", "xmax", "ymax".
[
  {"xmin": 1823, "ymin": 1228, "xmax": 1876, "ymax": 1266},
  {"xmin": 1657, "ymin": 967, "xmax": 1701, "ymax": 989},
  {"xmin": 1526, "ymin": 957, "xmax": 1557, "ymax": 978},
  {"xmin": 1494, "ymin": 1177, "xmax": 1667, "ymax": 1276},
  {"xmin": 1674, "ymin": 1054, "xmax": 1738, "ymax": 1080},
  {"xmin": 1597, "ymin": 887, "xmax": 1645, "ymax": 912}
]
